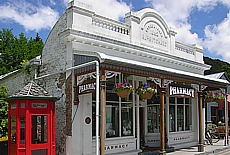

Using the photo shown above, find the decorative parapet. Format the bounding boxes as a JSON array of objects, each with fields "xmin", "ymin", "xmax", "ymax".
[
  {"xmin": 175, "ymin": 41, "xmax": 196, "ymax": 55},
  {"xmin": 92, "ymin": 14, "xmax": 130, "ymax": 35},
  {"xmin": 68, "ymin": 0, "xmax": 92, "ymax": 10}
]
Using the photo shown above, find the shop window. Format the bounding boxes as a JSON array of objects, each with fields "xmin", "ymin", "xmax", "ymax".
[
  {"xmin": 20, "ymin": 116, "xmax": 25, "ymax": 144},
  {"xmin": 177, "ymin": 105, "xmax": 184, "ymax": 131},
  {"xmin": 31, "ymin": 115, "xmax": 48, "ymax": 144},
  {"xmin": 121, "ymin": 103, "xmax": 133, "ymax": 136},
  {"xmin": 147, "ymin": 105, "xmax": 160, "ymax": 133},
  {"xmin": 10, "ymin": 116, "xmax": 16, "ymax": 144},
  {"xmin": 169, "ymin": 97, "xmax": 176, "ymax": 132},
  {"xmin": 211, "ymin": 106, "xmax": 218, "ymax": 125},
  {"xmin": 185, "ymin": 104, "xmax": 192, "ymax": 130},
  {"xmin": 169, "ymin": 97, "xmax": 192, "ymax": 132},
  {"xmin": 147, "ymin": 87, "xmax": 166, "ymax": 134},
  {"xmin": 92, "ymin": 73, "xmax": 134, "ymax": 138},
  {"xmin": 106, "ymin": 103, "xmax": 119, "ymax": 138}
]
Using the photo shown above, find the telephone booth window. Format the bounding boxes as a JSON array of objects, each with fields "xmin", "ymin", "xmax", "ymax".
[
  {"xmin": 20, "ymin": 116, "xmax": 25, "ymax": 144},
  {"xmin": 20, "ymin": 103, "xmax": 25, "ymax": 108},
  {"xmin": 31, "ymin": 115, "xmax": 48, "ymax": 144},
  {"xmin": 10, "ymin": 116, "xmax": 16, "ymax": 144},
  {"xmin": 11, "ymin": 103, "xmax": 16, "ymax": 109}
]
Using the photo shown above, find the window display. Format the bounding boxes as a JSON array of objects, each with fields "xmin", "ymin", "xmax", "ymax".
[
  {"xmin": 169, "ymin": 97, "xmax": 192, "ymax": 132},
  {"xmin": 106, "ymin": 103, "xmax": 119, "ymax": 138},
  {"xmin": 92, "ymin": 73, "xmax": 134, "ymax": 138},
  {"xmin": 121, "ymin": 103, "xmax": 133, "ymax": 136},
  {"xmin": 147, "ymin": 105, "xmax": 160, "ymax": 133}
]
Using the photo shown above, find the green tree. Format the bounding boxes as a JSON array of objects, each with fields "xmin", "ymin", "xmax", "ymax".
[
  {"xmin": 204, "ymin": 56, "xmax": 230, "ymax": 80},
  {"xmin": 0, "ymin": 86, "xmax": 8, "ymax": 138},
  {"xmin": 0, "ymin": 29, "xmax": 16, "ymax": 75},
  {"xmin": 0, "ymin": 29, "xmax": 43, "ymax": 76},
  {"xmin": 222, "ymin": 65, "xmax": 230, "ymax": 79}
]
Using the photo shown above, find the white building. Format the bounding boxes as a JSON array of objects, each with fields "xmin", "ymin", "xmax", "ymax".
[{"xmin": 0, "ymin": 1, "xmax": 229, "ymax": 155}]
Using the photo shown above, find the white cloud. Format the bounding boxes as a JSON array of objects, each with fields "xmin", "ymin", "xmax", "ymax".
[
  {"xmin": 50, "ymin": 0, "xmax": 56, "ymax": 5},
  {"xmin": 63, "ymin": 0, "xmax": 131, "ymax": 21},
  {"xmin": 0, "ymin": 1, "xmax": 59, "ymax": 32},
  {"xmin": 144, "ymin": 0, "xmax": 221, "ymax": 45},
  {"xmin": 203, "ymin": 11, "xmax": 230, "ymax": 62},
  {"xmin": 145, "ymin": 0, "xmax": 230, "ymax": 62}
]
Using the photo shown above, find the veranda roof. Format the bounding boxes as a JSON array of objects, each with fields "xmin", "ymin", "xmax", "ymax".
[{"xmin": 76, "ymin": 51, "xmax": 229, "ymax": 88}]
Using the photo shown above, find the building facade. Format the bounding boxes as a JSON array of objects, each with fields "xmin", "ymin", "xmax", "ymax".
[{"xmin": 0, "ymin": 1, "xmax": 229, "ymax": 155}]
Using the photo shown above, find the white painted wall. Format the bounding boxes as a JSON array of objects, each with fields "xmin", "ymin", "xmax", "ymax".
[{"xmin": 72, "ymin": 93, "xmax": 92, "ymax": 155}]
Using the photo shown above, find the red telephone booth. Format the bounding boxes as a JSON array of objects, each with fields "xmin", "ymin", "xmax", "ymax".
[{"xmin": 7, "ymin": 81, "xmax": 57, "ymax": 155}]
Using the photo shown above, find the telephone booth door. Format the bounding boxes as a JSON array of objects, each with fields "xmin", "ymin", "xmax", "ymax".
[
  {"xmin": 30, "ymin": 114, "xmax": 50, "ymax": 155},
  {"xmin": 29, "ymin": 102, "xmax": 53, "ymax": 155}
]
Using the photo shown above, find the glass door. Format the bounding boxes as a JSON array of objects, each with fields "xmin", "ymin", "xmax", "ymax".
[{"xmin": 30, "ymin": 115, "xmax": 50, "ymax": 155}]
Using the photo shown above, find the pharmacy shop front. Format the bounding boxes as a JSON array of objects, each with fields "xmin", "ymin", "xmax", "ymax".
[{"xmin": 72, "ymin": 58, "xmax": 228, "ymax": 155}]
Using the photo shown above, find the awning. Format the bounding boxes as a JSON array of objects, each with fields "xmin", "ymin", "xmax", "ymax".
[{"xmin": 74, "ymin": 51, "xmax": 229, "ymax": 88}]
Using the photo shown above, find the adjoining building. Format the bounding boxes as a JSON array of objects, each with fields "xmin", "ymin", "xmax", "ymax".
[{"xmin": 0, "ymin": 1, "xmax": 229, "ymax": 155}]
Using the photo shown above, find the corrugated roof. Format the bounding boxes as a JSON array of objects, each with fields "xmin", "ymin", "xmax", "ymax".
[{"xmin": 205, "ymin": 72, "xmax": 225, "ymax": 79}]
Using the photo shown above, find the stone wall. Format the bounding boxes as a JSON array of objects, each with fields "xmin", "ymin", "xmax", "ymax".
[
  {"xmin": 38, "ymin": 11, "xmax": 69, "ymax": 155},
  {"xmin": 0, "ymin": 70, "xmax": 31, "ymax": 95}
]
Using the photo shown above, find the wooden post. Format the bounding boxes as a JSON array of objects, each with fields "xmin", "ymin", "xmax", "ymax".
[
  {"xmin": 74, "ymin": 74, "xmax": 79, "ymax": 105},
  {"xmin": 159, "ymin": 79, "xmax": 166, "ymax": 155},
  {"xmin": 198, "ymin": 90, "xmax": 204, "ymax": 152},
  {"xmin": 100, "ymin": 69, "xmax": 106, "ymax": 155}
]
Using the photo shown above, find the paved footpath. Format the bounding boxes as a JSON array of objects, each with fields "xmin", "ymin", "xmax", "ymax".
[{"xmin": 167, "ymin": 139, "xmax": 230, "ymax": 155}]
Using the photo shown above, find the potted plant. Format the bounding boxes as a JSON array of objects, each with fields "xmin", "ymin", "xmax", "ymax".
[
  {"xmin": 205, "ymin": 91, "xmax": 225, "ymax": 103},
  {"xmin": 113, "ymin": 83, "xmax": 133, "ymax": 98},
  {"xmin": 213, "ymin": 91, "xmax": 225, "ymax": 104},
  {"xmin": 205, "ymin": 91, "xmax": 215, "ymax": 102},
  {"xmin": 136, "ymin": 83, "xmax": 157, "ymax": 100}
]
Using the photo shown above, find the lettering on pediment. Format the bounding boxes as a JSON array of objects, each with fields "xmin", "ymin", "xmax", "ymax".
[{"xmin": 141, "ymin": 22, "xmax": 168, "ymax": 49}]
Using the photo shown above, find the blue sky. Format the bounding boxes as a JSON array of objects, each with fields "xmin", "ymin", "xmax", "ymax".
[{"xmin": 0, "ymin": 0, "xmax": 230, "ymax": 63}]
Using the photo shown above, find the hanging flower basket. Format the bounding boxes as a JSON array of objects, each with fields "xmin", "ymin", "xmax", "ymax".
[
  {"xmin": 136, "ymin": 83, "xmax": 157, "ymax": 100},
  {"xmin": 205, "ymin": 97, "xmax": 214, "ymax": 102},
  {"xmin": 113, "ymin": 83, "xmax": 133, "ymax": 98},
  {"xmin": 140, "ymin": 91, "xmax": 153, "ymax": 100},
  {"xmin": 116, "ymin": 89, "xmax": 131, "ymax": 98},
  {"xmin": 205, "ymin": 91, "xmax": 225, "ymax": 103}
]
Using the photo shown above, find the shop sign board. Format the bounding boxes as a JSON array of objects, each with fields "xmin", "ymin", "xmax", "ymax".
[
  {"xmin": 105, "ymin": 144, "xmax": 129, "ymax": 151},
  {"xmin": 78, "ymin": 79, "xmax": 96, "ymax": 95},
  {"xmin": 168, "ymin": 85, "xmax": 196, "ymax": 98}
]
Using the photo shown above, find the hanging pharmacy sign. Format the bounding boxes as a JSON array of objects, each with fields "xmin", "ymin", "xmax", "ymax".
[
  {"xmin": 78, "ymin": 79, "xmax": 96, "ymax": 95},
  {"xmin": 168, "ymin": 85, "xmax": 196, "ymax": 98}
]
